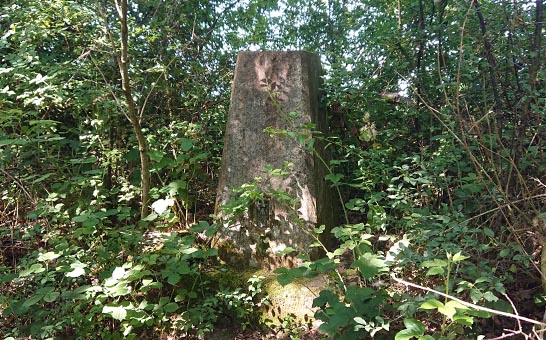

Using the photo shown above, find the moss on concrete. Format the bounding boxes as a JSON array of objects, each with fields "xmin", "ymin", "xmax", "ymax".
[{"xmin": 207, "ymin": 266, "xmax": 327, "ymax": 328}]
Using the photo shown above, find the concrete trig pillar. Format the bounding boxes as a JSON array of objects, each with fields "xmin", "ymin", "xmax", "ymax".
[{"xmin": 215, "ymin": 51, "xmax": 338, "ymax": 269}]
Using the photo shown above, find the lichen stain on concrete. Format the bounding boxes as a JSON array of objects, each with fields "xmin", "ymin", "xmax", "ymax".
[{"xmin": 255, "ymin": 53, "xmax": 292, "ymax": 101}]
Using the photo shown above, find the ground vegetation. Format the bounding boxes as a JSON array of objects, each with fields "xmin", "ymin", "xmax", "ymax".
[{"xmin": 0, "ymin": 0, "xmax": 544, "ymax": 339}]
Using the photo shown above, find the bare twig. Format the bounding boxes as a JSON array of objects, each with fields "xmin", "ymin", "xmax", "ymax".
[
  {"xmin": 391, "ymin": 274, "xmax": 546, "ymax": 327},
  {"xmin": 0, "ymin": 168, "xmax": 34, "ymax": 202},
  {"xmin": 486, "ymin": 329, "xmax": 528, "ymax": 340}
]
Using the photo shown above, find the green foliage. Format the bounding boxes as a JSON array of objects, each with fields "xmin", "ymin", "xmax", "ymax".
[
  {"xmin": 0, "ymin": 221, "xmax": 269, "ymax": 338},
  {"xmin": 1, "ymin": 0, "xmax": 545, "ymax": 338}
]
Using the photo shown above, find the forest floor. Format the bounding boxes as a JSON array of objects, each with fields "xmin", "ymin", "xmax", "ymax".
[{"xmin": 211, "ymin": 325, "xmax": 325, "ymax": 340}]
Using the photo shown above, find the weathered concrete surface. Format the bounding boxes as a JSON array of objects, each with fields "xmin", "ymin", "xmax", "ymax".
[{"xmin": 215, "ymin": 51, "xmax": 339, "ymax": 269}]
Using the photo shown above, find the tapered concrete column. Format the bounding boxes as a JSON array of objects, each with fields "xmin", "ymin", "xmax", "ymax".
[{"xmin": 215, "ymin": 51, "xmax": 338, "ymax": 269}]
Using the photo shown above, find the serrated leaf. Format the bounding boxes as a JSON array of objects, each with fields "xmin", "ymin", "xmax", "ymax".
[
  {"xmin": 19, "ymin": 263, "xmax": 44, "ymax": 277},
  {"xmin": 82, "ymin": 217, "xmax": 100, "ymax": 228},
  {"xmin": 324, "ymin": 173, "xmax": 344, "ymax": 186},
  {"xmin": 470, "ymin": 289, "xmax": 482, "ymax": 303},
  {"xmin": 148, "ymin": 149, "xmax": 165, "ymax": 162},
  {"xmin": 312, "ymin": 289, "xmax": 339, "ymax": 308},
  {"xmin": 151, "ymin": 198, "xmax": 174, "ymax": 215},
  {"xmin": 36, "ymin": 286, "xmax": 55, "ymax": 295},
  {"xmin": 0, "ymin": 138, "xmax": 28, "ymax": 146},
  {"xmin": 142, "ymin": 213, "xmax": 158, "ymax": 221},
  {"xmin": 108, "ymin": 285, "xmax": 131, "ymax": 297},
  {"xmin": 190, "ymin": 220, "xmax": 210, "ymax": 232},
  {"xmin": 275, "ymin": 267, "xmax": 305, "ymax": 286},
  {"xmin": 63, "ymin": 285, "xmax": 92, "ymax": 300},
  {"xmin": 483, "ymin": 291, "xmax": 499, "ymax": 302},
  {"xmin": 277, "ymin": 247, "xmax": 296, "ymax": 257},
  {"xmin": 72, "ymin": 214, "xmax": 88, "ymax": 223}
]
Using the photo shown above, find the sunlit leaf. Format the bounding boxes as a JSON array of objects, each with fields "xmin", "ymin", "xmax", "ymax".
[
  {"xmin": 37, "ymin": 251, "xmax": 60, "ymax": 262},
  {"xmin": 112, "ymin": 267, "xmax": 125, "ymax": 280},
  {"xmin": 420, "ymin": 299, "xmax": 443, "ymax": 310},
  {"xmin": 102, "ymin": 305, "xmax": 127, "ymax": 321}
]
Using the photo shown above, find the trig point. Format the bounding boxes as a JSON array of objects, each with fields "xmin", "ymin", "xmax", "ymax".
[{"xmin": 215, "ymin": 51, "xmax": 338, "ymax": 269}]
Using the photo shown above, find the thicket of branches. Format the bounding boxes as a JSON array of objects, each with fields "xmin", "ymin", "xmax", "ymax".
[{"xmin": 0, "ymin": 0, "xmax": 544, "ymax": 338}]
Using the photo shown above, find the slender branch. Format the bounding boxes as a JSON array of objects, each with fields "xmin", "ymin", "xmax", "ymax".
[
  {"xmin": 391, "ymin": 274, "xmax": 546, "ymax": 327},
  {"xmin": 115, "ymin": 0, "xmax": 151, "ymax": 219},
  {"xmin": 463, "ymin": 193, "xmax": 546, "ymax": 223},
  {"xmin": 0, "ymin": 169, "xmax": 34, "ymax": 202},
  {"xmin": 473, "ymin": 0, "xmax": 502, "ymax": 112}
]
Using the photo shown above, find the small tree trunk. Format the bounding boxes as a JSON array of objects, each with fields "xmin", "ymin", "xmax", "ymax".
[{"xmin": 115, "ymin": 0, "xmax": 151, "ymax": 219}]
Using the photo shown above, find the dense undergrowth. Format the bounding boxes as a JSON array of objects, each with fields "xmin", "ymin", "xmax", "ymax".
[{"xmin": 1, "ymin": 0, "xmax": 545, "ymax": 339}]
